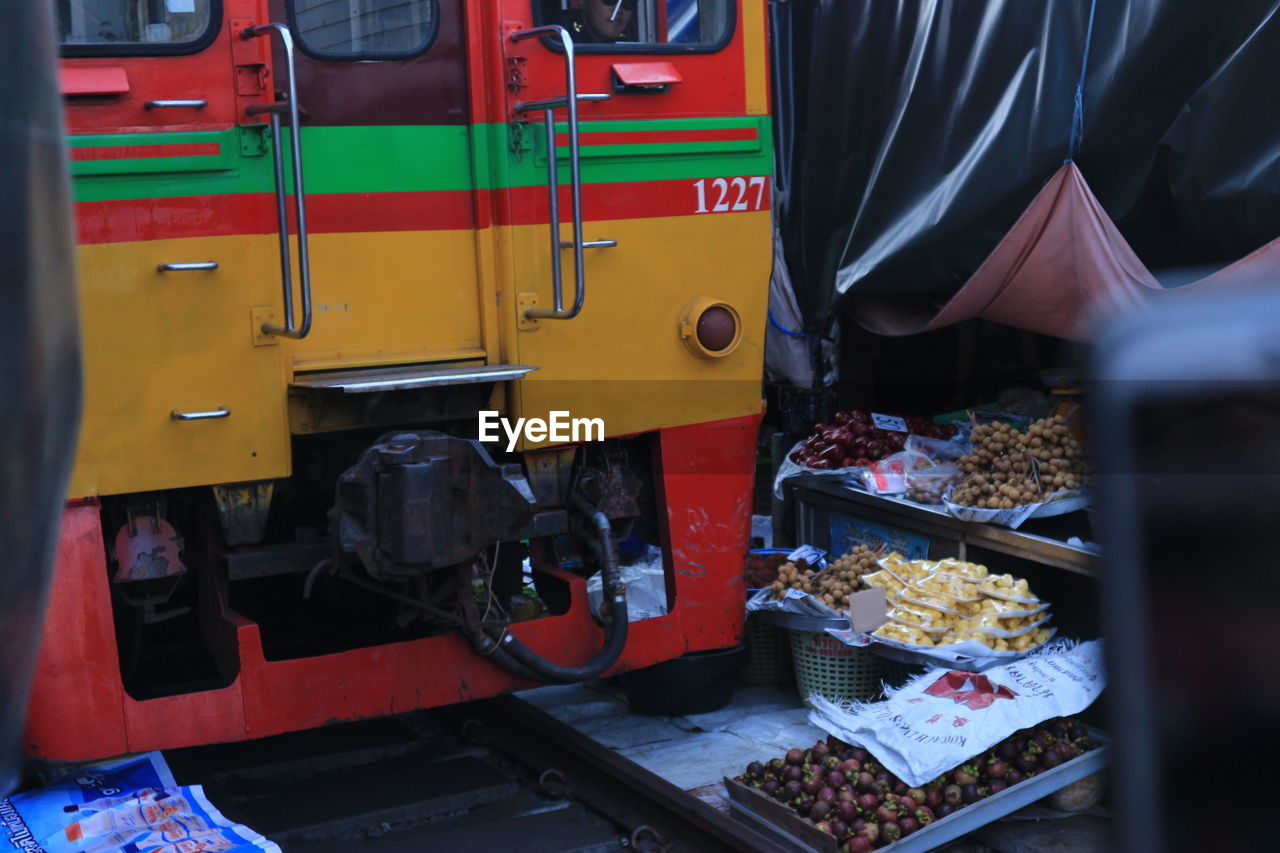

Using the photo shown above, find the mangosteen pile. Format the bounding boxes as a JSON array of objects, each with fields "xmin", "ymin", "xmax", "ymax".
[{"xmin": 730, "ymin": 717, "xmax": 1095, "ymax": 851}]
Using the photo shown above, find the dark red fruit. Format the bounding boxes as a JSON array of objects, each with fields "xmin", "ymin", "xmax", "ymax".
[
  {"xmin": 952, "ymin": 765, "xmax": 979, "ymax": 786},
  {"xmin": 823, "ymin": 755, "xmax": 841, "ymax": 771},
  {"xmin": 1005, "ymin": 769, "xmax": 1028, "ymax": 786},
  {"xmin": 988, "ymin": 779, "xmax": 1008, "ymax": 795},
  {"xmin": 844, "ymin": 838, "xmax": 872, "ymax": 853},
  {"xmin": 786, "ymin": 748, "xmax": 805, "ymax": 766},
  {"xmin": 996, "ymin": 740, "xmax": 1020, "ymax": 762},
  {"xmin": 925, "ymin": 786, "xmax": 943, "ymax": 809},
  {"xmin": 804, "ymin": 777, "xmax": 824, "ymax": 795},
  {"xmin": 985, "ymin": 759, "xmax": 1008, "ymax": 779},
  {"xmin": 761, "ymin": 779, "xmax": 780, "ymax": 798},
  {"xmin": 858, "ymin": 821, "xmax": 879, "ymax": 844},
  {"xmin": 837, "ymin": 801, "xmax": 858, "ymax": 823},
  {"xmin": 812, "ymin": 742, "xmax": 832, "ymax": 762},
  {"xmin": 818, "ymin": 787, "xmax": 838, "ymax": 804},
  {"xmin": 855, "ymin": 772, "xmax": 875, "ymax": 792},
  {"xmin": 857, "ymin": 793, "xmax": 879, "ymax": 812},
  {"xmin": 826, "ymin": 771, "xmax": 847, "ymax": 790},
  {"xmin": 783, "ymin": 781, "xmax": 803, "ymax": 801},
  {"xmin": 961, "ymin": 783, "xmax": 982, "ymax": 804},
  {"xmin": 746, "ymin": 761, "xmax": 764, "ymax": 779},
  {"xmin": 876, "ymin": 805, "xmax": 897, "ymax": 824},
  {"xmin": 796, "ymin": 800, "xmax": 813, "ymax": 817},
  {"xmin": 915, "ymin": 805, "xmax": 935, "ymax": 825},
  {"xmin": 1042, "ymin": 750, "xmax": 1064, "ymax": 770},
  {"xmin": 837, "ymin": 789, "xmax": 856, "ymax": 804},
  {"xmin": 905, "ymin": 787, "xmax": 926, "ymax": 805},
  {"xmin": 810, "ymin": 800, "xmax": 832, "ymax": 821},
  {"xmin": 935, "ymin": 802, "xmax": 956, "ymax": 818},
  {"xmin": 849, "ymin": 747, "xmax": 870, "ymax": 764},
  {"xmin": 839, "ymin": 758, "xmax": 861, "ymax": 775},
  {"xmin": 882, "ymin": 820, "xmax": 901, "ymax": 843},
  {"xmin": 830, "ymin": 819, "xmax": 849, "ymax": 840},
  {"xmin": 767, "ymin": 758, "xmax": 786, "ymax": 774},
  {"xmin": 899, "ymin": 816, "xmax": 920, "ymax": 836}
]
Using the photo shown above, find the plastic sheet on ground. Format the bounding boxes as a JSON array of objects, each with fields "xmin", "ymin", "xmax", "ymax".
[
  {"xmin": 0, "ymin": 752, "xmax": 279, "ymax": 853},
  {"xmin": 807, "ymin": 640, "xmax": 1106, "ymax": 787}
]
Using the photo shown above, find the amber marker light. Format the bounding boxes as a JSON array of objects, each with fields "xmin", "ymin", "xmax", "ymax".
[{"xmin": 680, "ymin": 298, "xmax": 743, "ymax": 358}]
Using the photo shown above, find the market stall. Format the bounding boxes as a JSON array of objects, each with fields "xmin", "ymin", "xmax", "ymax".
[{"xmin": 733, "ymin": 398, "xmax": 1107, "ymax": 851}]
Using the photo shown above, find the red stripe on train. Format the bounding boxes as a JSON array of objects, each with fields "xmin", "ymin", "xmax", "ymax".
[
  {"xmin": 552, "ymin": 127, "xmax": 758, "ymax": 146},
  {"xmin": 74, "ymin": 178, "xmax": 770, "ymax": 244},
  {"xmin": 71, "ymin": 143, "xmax": 222, "ymax": 161}
]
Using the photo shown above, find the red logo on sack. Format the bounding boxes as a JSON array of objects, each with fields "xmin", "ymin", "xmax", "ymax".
[{"xmin": 923, "ymin": 671, "xmax": 1018, "ymax": 710}]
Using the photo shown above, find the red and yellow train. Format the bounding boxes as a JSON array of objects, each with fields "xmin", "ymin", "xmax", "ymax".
[{"xmin": 28, "ymin": 0, "xmax": 773, "ymax": 760}]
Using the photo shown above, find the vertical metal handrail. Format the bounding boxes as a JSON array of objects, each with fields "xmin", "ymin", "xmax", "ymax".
[
  {"xmin": 510, "ymin": 26, "xmax": 611, "ymax": 321},
  {"xmin": 242, "ymin": 23, "xmax": 313, "ymax": 339}
]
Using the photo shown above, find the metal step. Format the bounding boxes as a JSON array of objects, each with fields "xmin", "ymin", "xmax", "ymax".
[{"xmin": 291, "ymin": 363, "xmax": 537, "ymax": 394}]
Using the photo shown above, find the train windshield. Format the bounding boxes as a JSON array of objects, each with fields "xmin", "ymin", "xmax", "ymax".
[
  {"xmin": 57, "ymin": 0, "xmax": 214, "ymax": 48},
  {"xmin": 536, "ymin": 0, "xmax": 733, "ymax": 49}
]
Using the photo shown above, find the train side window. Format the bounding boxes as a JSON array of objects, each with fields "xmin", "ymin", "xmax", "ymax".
[
  {"xmin": 534, "ymin": 0, "xmax": 735, "ymax": 52},
  {"xmin": 57, "ymin": 0, "xmax": 218, "ymax": 55},
  {"xmin": 289, "ymin": 0, "xmax": 439, "ymax": 61}
]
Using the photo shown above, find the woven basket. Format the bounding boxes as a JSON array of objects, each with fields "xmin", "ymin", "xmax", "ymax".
[
  {"xmin": 738, "ymin": 614, "xmax": 794, "ymax": 685},
  {"xmin": 787, "ymin": 629, "xmax": 887, "ymax": 705}
]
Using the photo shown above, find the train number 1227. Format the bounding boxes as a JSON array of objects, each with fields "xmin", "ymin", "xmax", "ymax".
[{"xmin": 693, "ymin": 176, "xmax": 769, "ymax": 214}]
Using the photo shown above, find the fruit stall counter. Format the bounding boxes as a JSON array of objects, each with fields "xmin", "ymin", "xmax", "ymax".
[{"xmin": 784, "ymin": 475, "xmax": 1099, "ymax": 577}]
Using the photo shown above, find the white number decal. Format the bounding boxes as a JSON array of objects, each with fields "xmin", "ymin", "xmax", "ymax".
[
  {"xmin": 692, "ymin": 176, "xmax": 769, "ymax": 214},
  {"xmin": 711, "ymin": 178, "xmax": 731, "ymax": 212}
]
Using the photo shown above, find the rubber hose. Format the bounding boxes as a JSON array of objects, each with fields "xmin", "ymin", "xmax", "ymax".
[{"xmin": 479, "ymin": 501, "xmax": 629, "ymax": 683}]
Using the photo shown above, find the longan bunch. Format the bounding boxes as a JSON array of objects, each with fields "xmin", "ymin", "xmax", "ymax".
[
  {"xmin": 769, "ymin": 559, "xmax": 818, "ymax": 599},
  {"xmin": 810, "ymin": 545, "xmax": 879, "ymax": 609},
  {"xmin": 949, "ymin": 416, "xmax": 1087, "ymax": 509}
]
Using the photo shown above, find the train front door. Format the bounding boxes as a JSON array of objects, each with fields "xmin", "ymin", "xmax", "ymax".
[
  {"xmin": 489, "ymin": 0, "xmax": 775, "ymax": 442},
  {"xmin": 255, "ymin": 0, "xmax": 498, "ymax": 383}
]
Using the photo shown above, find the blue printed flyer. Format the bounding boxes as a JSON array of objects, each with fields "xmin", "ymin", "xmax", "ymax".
[{"xmin": 1, "ymin": 753, "xmax": 278, "ymax": 853}]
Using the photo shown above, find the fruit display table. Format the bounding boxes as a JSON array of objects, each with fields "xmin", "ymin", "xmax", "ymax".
[{"xmin": 783, "ymin": 475, "xmax": 1098, "ymax": 577}]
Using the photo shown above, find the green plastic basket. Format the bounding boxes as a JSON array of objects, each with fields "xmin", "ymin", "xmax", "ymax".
[
  {"xmin": 739, "ymin": 614, "xmax": 794, "ymax": 686},
  {"xmin": 787, "ymin": 629, "xmax": 886, "ymax": 705}
]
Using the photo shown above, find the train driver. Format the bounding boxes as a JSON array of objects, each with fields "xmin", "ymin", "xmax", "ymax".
[{"xmin": 563, "ymin": 0, "xmax": 637, "ymax": 44}]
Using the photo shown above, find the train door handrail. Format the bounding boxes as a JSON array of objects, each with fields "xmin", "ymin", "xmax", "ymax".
[
  {"xmin": 510, "ymin": 25, "xmax": 615, "ymax": 322},
  {"xmin": 242, "ymin": 22, "xmax": 313, "ymax": 340}
]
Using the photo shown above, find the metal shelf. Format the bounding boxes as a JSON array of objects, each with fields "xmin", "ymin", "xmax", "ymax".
[{"xmin": 786, "ymin": 475, "xmax": 1099, "ymax": 576}]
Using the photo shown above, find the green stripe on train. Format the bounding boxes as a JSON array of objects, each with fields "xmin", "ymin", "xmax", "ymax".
[{"xmin": 70, "ymin": 117, "xmax": 773, "ymax": 204}]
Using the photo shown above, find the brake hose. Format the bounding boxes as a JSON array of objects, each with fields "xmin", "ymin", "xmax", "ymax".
[{"xmin": 474, "ymin": 497, "xmax": 629, "ymax": 683}]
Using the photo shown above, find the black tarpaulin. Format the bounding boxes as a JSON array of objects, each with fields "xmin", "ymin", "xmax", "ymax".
[{"xmin": 772, "ymin": 0, "xmax": 1280, "ymax": 338}]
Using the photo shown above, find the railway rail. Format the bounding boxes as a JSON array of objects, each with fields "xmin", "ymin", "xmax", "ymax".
[{"xmin": 163, "ymin": 695, "xmax": 788, "ymax": 852}]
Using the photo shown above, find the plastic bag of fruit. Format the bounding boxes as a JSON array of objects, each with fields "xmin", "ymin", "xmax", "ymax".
[{"xmin": 807, "ymin": 639, "xmax": 1105, "ymax": 786}]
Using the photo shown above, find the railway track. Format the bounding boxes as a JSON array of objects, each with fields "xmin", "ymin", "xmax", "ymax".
[{"xmin": 163, "ymin": 695, "xmax": 788, "ymax": 853}]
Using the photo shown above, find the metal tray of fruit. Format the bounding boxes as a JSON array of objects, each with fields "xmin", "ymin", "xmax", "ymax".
[{"xmin": 722, "ymin": 729, "xmax": 1110, "ymax": 853}]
